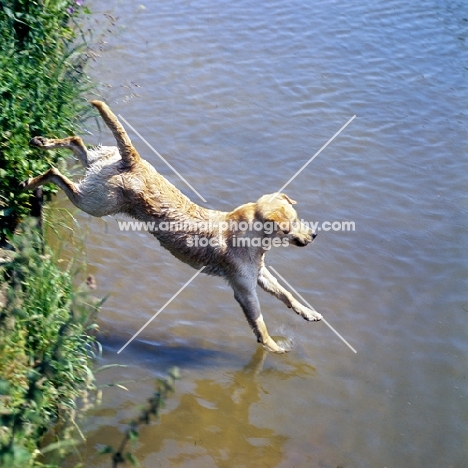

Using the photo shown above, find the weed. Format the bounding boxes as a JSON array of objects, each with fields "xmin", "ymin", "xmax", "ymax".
[
  {"xmin": 0, "ymin": 0, "xmax": 94, "ymax": 240},
  {"xmin": 99, "ymin": 368, "xmax": 180, "ymax": 468},
  {"xmin": 0, "ymin": 219, "xmax": 101, "ymax": 467}
]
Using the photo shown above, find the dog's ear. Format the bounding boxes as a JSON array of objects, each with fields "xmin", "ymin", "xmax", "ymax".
[
  {"xmin": 267, "ymin": 207, "xmax": 290, "ymax": 231},
  {"xmin": 280, "ymin": 193, "xmax": 297, "ymax": 205}
]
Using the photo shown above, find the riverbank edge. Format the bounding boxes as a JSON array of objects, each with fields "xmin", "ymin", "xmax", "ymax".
[{"xmin": 0, "ymin": 2, "xmax": 102, "ymax": 467}]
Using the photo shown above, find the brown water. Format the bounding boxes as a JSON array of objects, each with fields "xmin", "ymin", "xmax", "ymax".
[{"xmin": 60, "ymin": 0, "xmax": 467, "ymax": 466}]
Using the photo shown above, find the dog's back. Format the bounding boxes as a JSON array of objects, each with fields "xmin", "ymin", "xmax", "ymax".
[{"xmin": 21, "ymin": 100, "xmax": 322, "ymax": 353}]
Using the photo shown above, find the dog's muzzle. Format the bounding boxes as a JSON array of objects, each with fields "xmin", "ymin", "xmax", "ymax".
[{"xmin": 291, "ymin": 230, "xmax": 316, "ymax": 246}]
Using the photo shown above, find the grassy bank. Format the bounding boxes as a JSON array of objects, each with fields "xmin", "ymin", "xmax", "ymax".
[
  {"xmin": 0, "ymin": 1, "xmax": 100, "ymax": 466},
  {"xmin": 0, "ymin": 222, "xmax": 100, "ymax": 467},
  {"xmin": 0, "ymin": 0, "xmax": 93, "ymax": 238}
]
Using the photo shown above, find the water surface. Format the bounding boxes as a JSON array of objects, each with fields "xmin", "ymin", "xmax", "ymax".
[{"xmin": 62, "ymin": 0, "xmax": 467, "ymax": 466}]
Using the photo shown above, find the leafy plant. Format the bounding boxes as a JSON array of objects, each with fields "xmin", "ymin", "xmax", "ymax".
[
  {"xmin": 99, "ymin": 368, "xmax": 180, "ymax": 468},
  {"xmin": 0, "ymin": 219, "xmax": 101, "ymax": 467},
  {"xmin": 0, "ymin": 0, "xmax": 94, "ymax": 240}
]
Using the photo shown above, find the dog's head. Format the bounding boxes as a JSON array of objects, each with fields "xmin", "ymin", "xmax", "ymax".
[{"xmin": 255, "ymin": 193, "xmax": 316, "ymax": 247}]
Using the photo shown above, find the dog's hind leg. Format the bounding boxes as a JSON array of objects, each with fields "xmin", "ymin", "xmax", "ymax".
[
  {"xmin": 29, "ymin": 136, "xmax": 90, "ymax": 167},
  {"xmin": 90, "ymin": 100, "xmax": 141, "ymax": 167},
  {"xmin": 20, "ymin": 168, "xmax": 83, "ymax": 207},
  {"xmin": 257, "ymin": 265, "xmax": 322, "ymax": 321}
]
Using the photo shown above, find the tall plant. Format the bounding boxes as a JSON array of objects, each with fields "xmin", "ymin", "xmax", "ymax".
[
  {"xmin": 0, "ymin": 0, "xmax": 93, "ymax": 240},
  {"xmin": 0, "ymin": 220, "xmax": 100, "ymax": 467}
]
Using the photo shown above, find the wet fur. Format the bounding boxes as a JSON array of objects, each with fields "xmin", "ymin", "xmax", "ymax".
[{"xmin": 21, "ymin": 101, "xmax": 322, "ymax": 353}]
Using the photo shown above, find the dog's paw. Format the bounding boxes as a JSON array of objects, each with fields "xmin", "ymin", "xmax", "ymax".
[
  {"xmin": 274, "ymin": 336, "xmax": 293, "ymax": 353},
  {"xmin": 262, "ymin": 336, "xmax": 293, "ymax": 353},
  {"xmin": 302, "ymin": 307, "xmax": 322, "ymax": 322},
  {"xmin": 29, "ymin": 136, "xmax": 48, "ymax": 148}
]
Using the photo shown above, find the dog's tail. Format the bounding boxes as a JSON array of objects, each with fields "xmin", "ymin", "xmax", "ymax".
[{"xmin": 90, "ymin": 100, "xmax": 141, "ymax": 166}]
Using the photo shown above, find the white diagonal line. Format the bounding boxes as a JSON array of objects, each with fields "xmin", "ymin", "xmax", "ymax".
[
  {"xmin": 117, "ymin": 266, "xmax": 206, "ymax": 354},
  {"xmin": 118, "ymin": 114, "xmax": 208, "ymax": 203},
  {"xmin": 269, "ymin": 115, "xmax": 356, "ymax": 201},
  {"xmin": 268, "ymin": 266, "xmax": 357, "ymax": 353}
]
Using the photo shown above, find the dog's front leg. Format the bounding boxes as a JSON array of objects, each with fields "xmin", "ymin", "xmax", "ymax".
[
  {"xmin": 257, "ymin": 266, "xmax": 322, "ymax": 321},
  {"xmin": 230, "ymin": 278, "xmax": 289, "ymax": 353}
]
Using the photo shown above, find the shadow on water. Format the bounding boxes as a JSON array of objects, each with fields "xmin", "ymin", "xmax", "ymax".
[{"xmin": 97, "ymin": 332, "xmax": 239, "ymax": 371}]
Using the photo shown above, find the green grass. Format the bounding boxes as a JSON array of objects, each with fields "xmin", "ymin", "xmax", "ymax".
[
  {"xmin": 0, "ymin": 220, "xmax": 100, "ymax": 467},
  {"xmin": 0, "ymin": 0, "xmax": 94, "ymax": 239},
  {"xmin": 0, "ymin": 2, "xmax": 102, "ymax": 466}
]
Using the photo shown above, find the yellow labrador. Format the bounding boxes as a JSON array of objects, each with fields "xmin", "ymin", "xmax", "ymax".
[{"xmin": 21, "ymin": 101, "xmax": 321, "ymax": 353}]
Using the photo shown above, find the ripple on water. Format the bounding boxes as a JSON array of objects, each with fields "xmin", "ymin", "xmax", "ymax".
[{"xmin": 61, "ymin": 0, "xmax": 468, "ymax": 466}]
